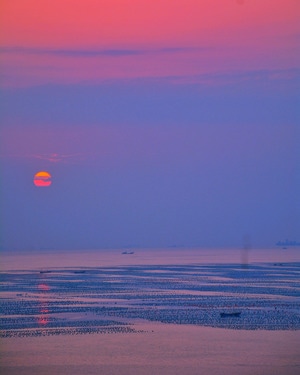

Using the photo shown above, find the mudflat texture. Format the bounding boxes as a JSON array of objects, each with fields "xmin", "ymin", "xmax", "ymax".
[
  {"xmin": 1, "ymin": 249, "xmax": 300, "ymax": 374},
  {"xmin": 1, "ymin": 324, "xmax": 299, "ymax": 375},
  {"xmin": 1, "ymin": 262, "xmax": 300, "ymax": 336}
]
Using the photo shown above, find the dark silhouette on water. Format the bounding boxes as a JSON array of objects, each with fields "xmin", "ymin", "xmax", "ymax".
[
  {"xmin": 276, "ymin": 239, "xmax": 300, "ymax": 247},
  {"xmin": 220, "ymin": 312, "xmax": 241, "ymax": 318}
]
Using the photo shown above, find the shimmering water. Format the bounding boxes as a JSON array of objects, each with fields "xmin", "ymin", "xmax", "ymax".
[{"xmin": 1, "ymin": 248, "xmax": 300, "ymax": 375}]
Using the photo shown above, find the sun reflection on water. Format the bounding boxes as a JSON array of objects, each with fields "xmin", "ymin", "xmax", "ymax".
[{"xmin": 37, "ymin": 282, "xmax": 50, "ymax": 326}]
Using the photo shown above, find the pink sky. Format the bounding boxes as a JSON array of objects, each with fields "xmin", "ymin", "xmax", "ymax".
[
  {"xmin": 0, "ymin": 1, "xmax": 299, "ymax": 249},
  {"xmin": 1, "ymin": 0, "xmax": 299, "ymax": 86}
]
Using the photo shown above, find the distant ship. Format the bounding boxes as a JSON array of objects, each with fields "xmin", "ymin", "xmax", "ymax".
[
  {"xmin": 276, "ymin": 240, "xmax": 300, "ymax": 247},
  {"xmin": 220, "ymin": 312, "xmax": 241, "ymax": 318}
]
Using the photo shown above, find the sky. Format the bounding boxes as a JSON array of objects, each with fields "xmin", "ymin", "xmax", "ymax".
[{"xmin": 0, "ymin": 0, "xmax": 299, "ymax": 250}]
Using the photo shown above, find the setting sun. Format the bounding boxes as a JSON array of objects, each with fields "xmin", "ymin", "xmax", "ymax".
[{"xmin": 33, "ymin": 171, "xmax": 52, "ymax": 187}]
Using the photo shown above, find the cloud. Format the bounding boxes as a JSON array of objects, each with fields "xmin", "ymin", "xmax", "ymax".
[
  {"xmin": 0, "ymin": 46, "xmax": 205, "ymax": 58},
  {"xmin": 0, "ymin": 46, "xmax": 141, "ymax": 57},
  {"xmin": 0, "ymin": 152, "xmax": 88, "ymax": 165},
  {"xmin": 32, "ymin": 153, "xmax": 85, "ymax": 163},
  {"xmin": 165, "ymin": 67, "xmax": 300, "ymax": 86}
]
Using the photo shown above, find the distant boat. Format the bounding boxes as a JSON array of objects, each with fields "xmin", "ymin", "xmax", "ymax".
[
  {"xmin": 122, "ymin": 251, "xmax": 135, "ymax": 255},
  {"xmin": 276, "ymin": 240, "xmax": 300, "ymax": 247},
  {"xmin": 220, "ymin": 312, "xmax": 241, "ymax": 318}
]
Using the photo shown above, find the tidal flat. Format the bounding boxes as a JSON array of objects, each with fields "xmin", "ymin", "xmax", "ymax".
[
  {"xmin": 1, "ymin": 262, "xmax": 300, "ymax": 336},
  {"xmin": 1, "ymin": 248, "xmax": 300, "ymax": 374}
]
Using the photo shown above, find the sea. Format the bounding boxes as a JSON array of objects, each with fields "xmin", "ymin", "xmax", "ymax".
[{"xmin": 1, "ymin": 247, "xmax": 300, "ymax": 375}]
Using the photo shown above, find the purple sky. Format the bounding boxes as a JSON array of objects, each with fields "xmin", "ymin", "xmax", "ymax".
[{"xmin": 0, "ymin": 1, "xmax": 299, "ymax": 250}]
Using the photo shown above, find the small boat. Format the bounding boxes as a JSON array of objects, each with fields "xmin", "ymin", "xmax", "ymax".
[{"xmin": 220, "ymin": 312, "xmax": 241, "ymax": 318}]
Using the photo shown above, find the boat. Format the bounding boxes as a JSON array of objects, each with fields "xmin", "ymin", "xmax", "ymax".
[
  {"xmin": 276, "ymin": 240, "xmax": 300, "ymax": 247},
  {"xmin": 220, "ymin": 312, "xmax": 241, "ymax": 318}
]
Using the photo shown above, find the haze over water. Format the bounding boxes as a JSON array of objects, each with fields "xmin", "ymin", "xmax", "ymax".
[{"xmin": 1, "ymin": 247, "xmax": 300, "ymax": 270}]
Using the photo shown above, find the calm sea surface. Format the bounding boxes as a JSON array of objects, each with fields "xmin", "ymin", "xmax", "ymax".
[
  {"xmin": 1, "ymin": 247, "xmax": 300, "ymax": 270},
  {"xmin": 1, "ymin": 247, "xmax": 300, "ymax": 375}
]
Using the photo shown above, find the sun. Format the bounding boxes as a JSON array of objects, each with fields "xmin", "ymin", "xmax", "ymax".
[{"xmin": 34, "ymin": 171, "xmax": 52, "ymax": 187}]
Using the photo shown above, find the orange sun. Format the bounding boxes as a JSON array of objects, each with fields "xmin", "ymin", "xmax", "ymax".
[{"xmin": 34, "ymin": 171, "xmax": 52, "ymax": 187}]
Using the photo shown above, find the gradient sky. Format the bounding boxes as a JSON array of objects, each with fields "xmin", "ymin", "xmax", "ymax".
[{"xmin": 0, "ymin": 0, "xmax": 299, "ymax": 250}]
